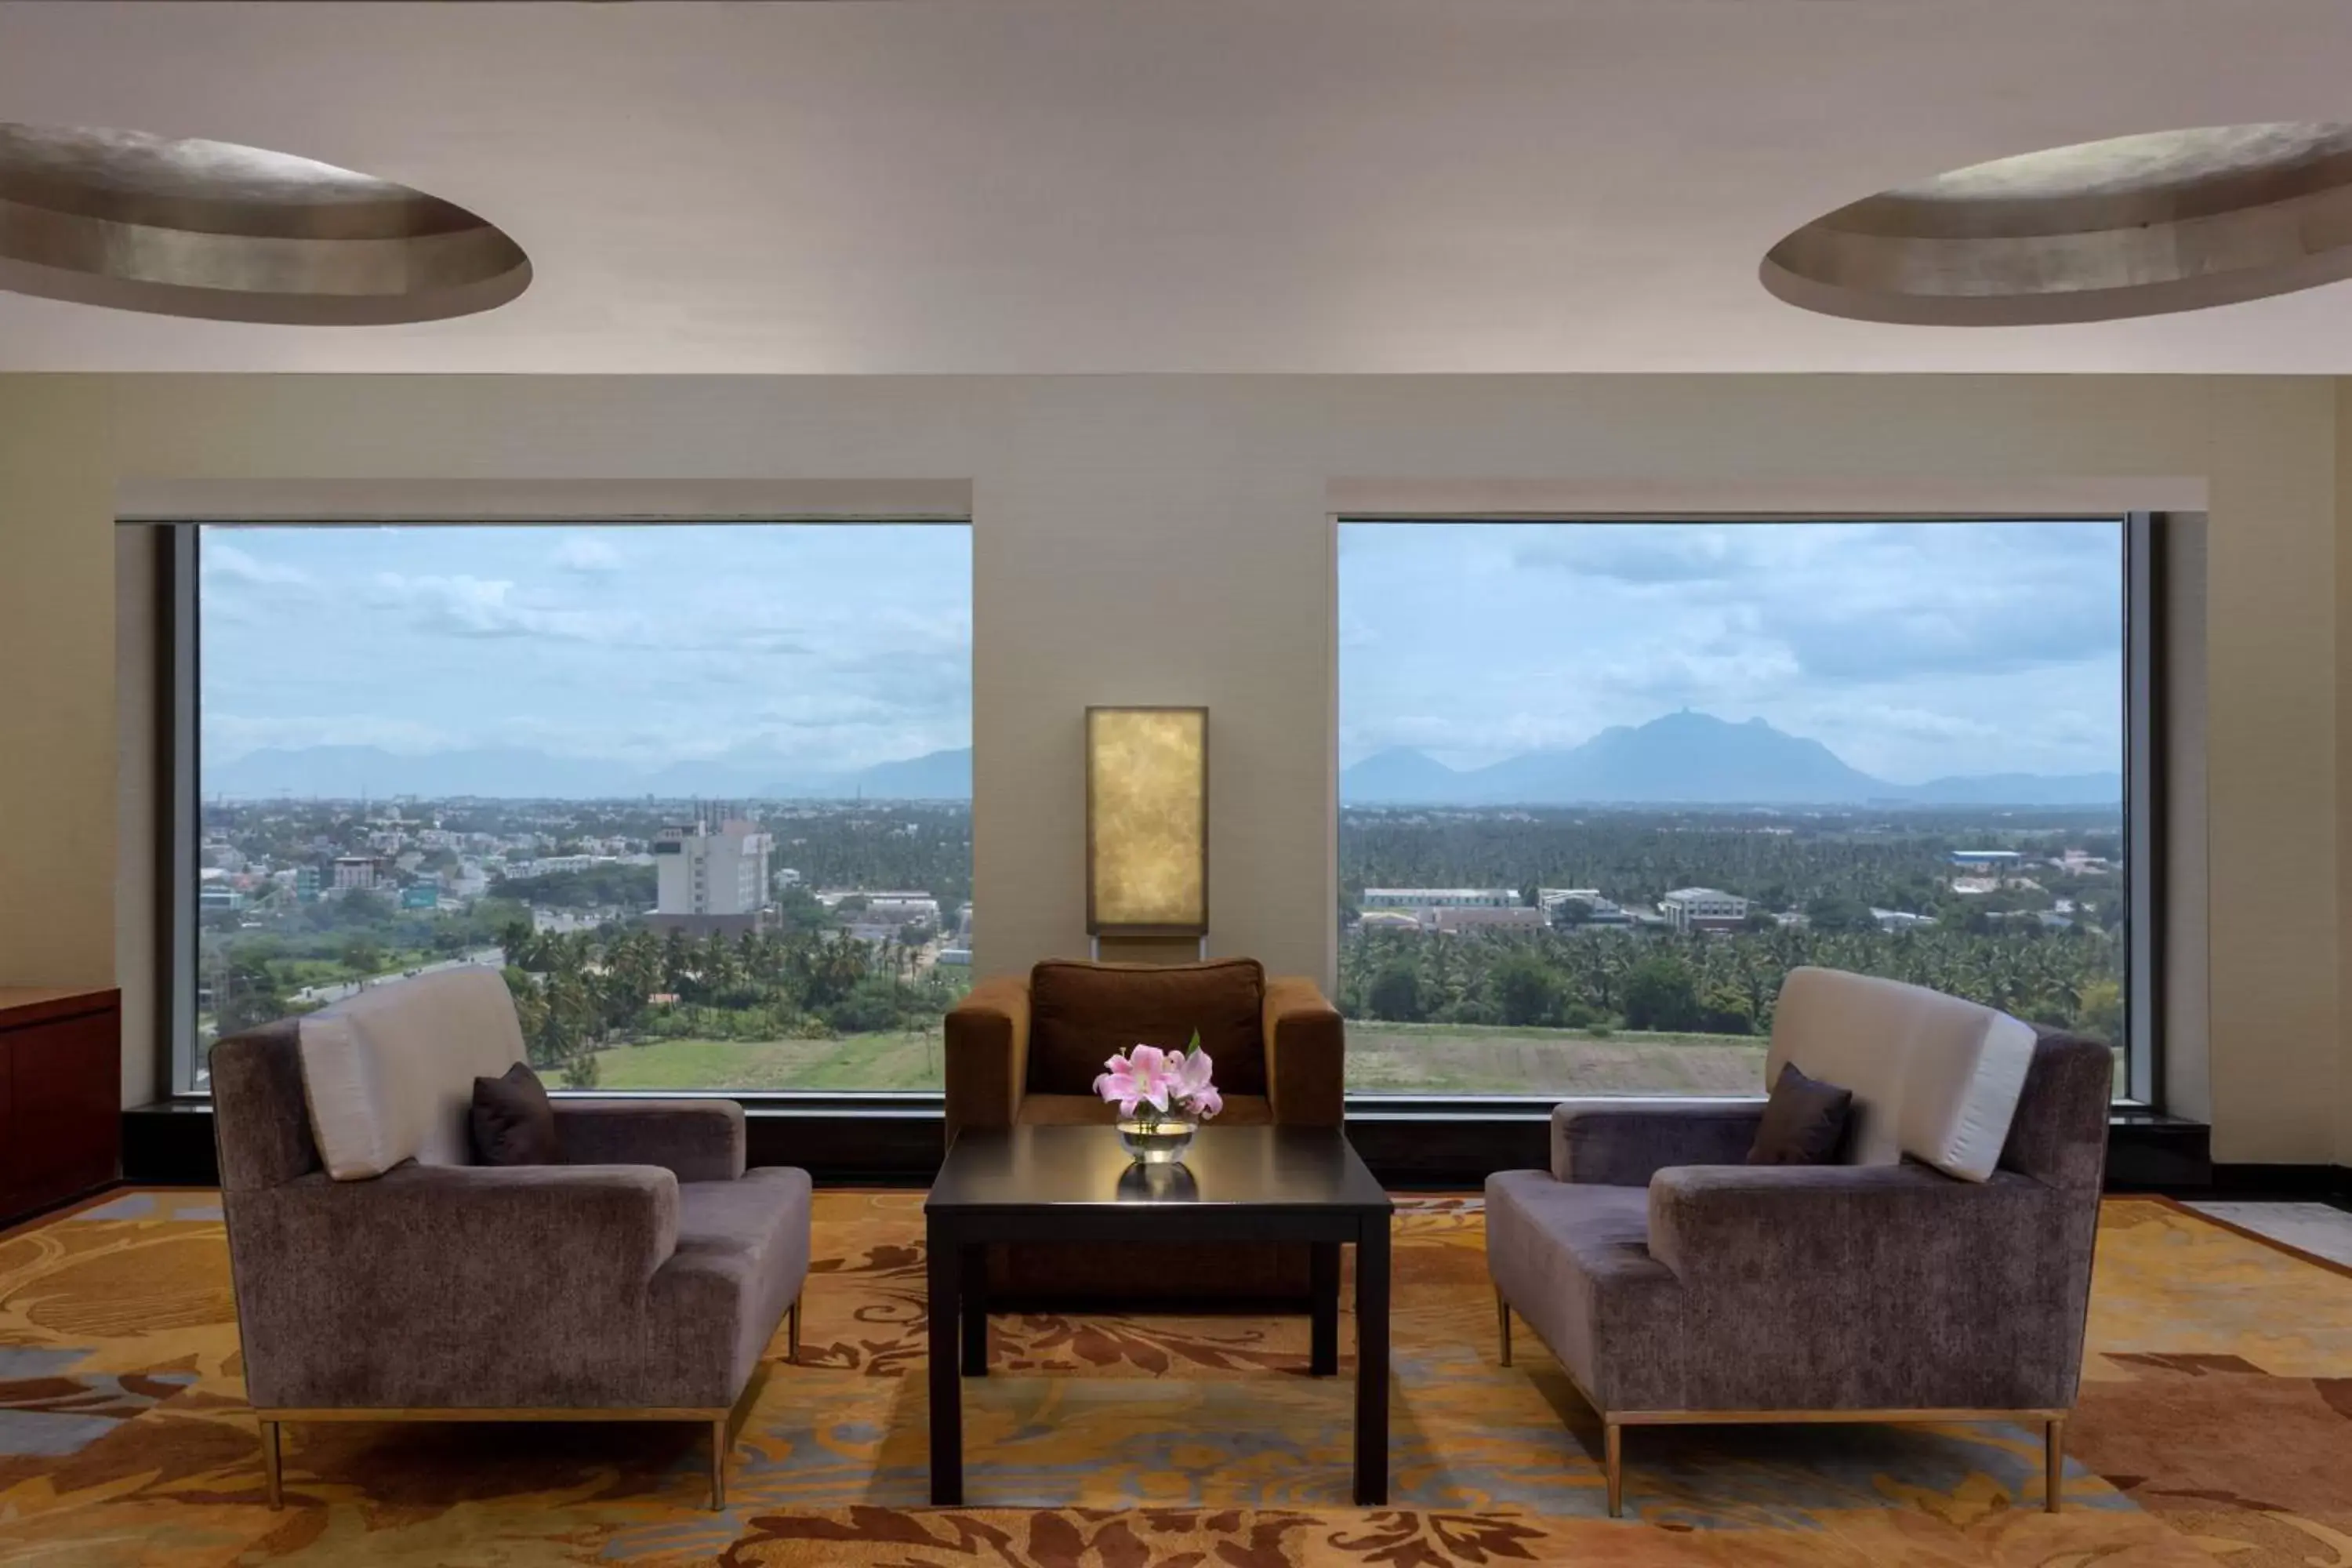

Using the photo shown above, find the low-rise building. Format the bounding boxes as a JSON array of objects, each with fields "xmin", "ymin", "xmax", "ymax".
[
  {"xmin": 1660, "ymin": 887, "xmax": 1749, "ymax": 933},
  {"xmin": 1361, "ymin": 887, "xmax": 1519, "ymax": 910},
  {"xmin": 516, "ymin": 853, "xmax": 601, "ymax": 877},
  {"xmin": 1433, "ymin": 906, "xmax": 1548, "ymax": 935},
  {"xmin": 863, "ymin": 894, "xmax": 942, "ymax": 926},
  {"xmin": 1541, "ymin": 887, "xmax": 1637, "ymax": 927},
  {"xmin": 1951, "ymin": 873, "xmax": 2047, "ymax": 896}
]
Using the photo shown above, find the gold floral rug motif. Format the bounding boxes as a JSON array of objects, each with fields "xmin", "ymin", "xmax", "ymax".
[{"xmin": 0, "ymin": 1189, "xmax": 2342, "ymax": 1566}]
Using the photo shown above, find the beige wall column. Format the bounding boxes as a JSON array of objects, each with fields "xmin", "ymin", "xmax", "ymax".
[
  {"xmin": 2337, "ymin": 379, "xmax": 2352, "ymax": 1168},
  {"xmin": 2198, "ymin": 383, "xmax": 2338, "ymax": 1164},
  {"xmin": 971, "ymin": 385, "xmax": 1335, "ymax": 985},
  {"xmin": 0, "ymin": 379, "xmax": 114, "ymax": 989}
]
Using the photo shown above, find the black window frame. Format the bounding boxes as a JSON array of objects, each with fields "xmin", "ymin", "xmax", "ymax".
[{"xmin": 147, "ymin": 511, "xmax": 2164, "ymax": 1116}]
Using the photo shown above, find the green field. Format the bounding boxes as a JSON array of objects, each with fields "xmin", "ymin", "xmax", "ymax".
[
  {"xmin": 564, "ymin": 1021, "xmax": 1764, "ymax": 1096},
  {"xmin": 1346, "ymin": 1022, "xmax": 1766, "ymax": 1095},
  {"xmin": 562, "ymin": 1030, "xmax": 946, "ymax": 1091}
]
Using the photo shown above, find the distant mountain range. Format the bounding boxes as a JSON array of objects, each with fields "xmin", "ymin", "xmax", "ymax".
[
  {"xmin": 1342, "ymin": 712, "xmax": 2119, "ymax": 808},
  {"xmin": 206, "ymin": 713, "xmax": 2116, "ymax": 808},
  {"xmin": 204, "ymin": 744, "xmax": 974, "ymax": 802}
]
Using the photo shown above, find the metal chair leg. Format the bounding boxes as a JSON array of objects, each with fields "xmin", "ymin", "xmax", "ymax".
[
  {"xmin": 1496, "ymin": 1289, "xmax": 1512, "ymax": 1367},
  {"xmin": 260, "ymin": 1419, "xmax": 282, "ymax": 1510},
  {"xmin": 787, "ymin": 1294, "xmax": 800, "ymax": 1364},
  {"xmin": 1605, "ymin": 1420, "xmax": 1624, "ymax": 1518},
  {"xmin": 2045, "ymin": 1415, "xmax": 2066, "ymax": 1513},
  {"xmin": 710, "ymin": 1417, "xmax": 728, "ymax": 1510}
]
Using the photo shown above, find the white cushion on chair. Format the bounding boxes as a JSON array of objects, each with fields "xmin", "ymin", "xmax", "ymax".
[
  {"xmin": 1766, "ymin": 966, "xmax": 2036, "ymax": 1182},
  {"xmin": 297, "ymin": 967, "xmax": 526, "ymax": 1180}
]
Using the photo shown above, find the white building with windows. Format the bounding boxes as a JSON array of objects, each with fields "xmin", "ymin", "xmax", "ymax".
[
  {"xmin": 514, "ymin": 853, "xmax": 599, "ymax": 877},
  {"xmin": 331, "ymin": 855, "xmax": 378, "ymax": 892},
  {"xmin": 1540, "ymin": 887, "xmax": 1638, "ymax": 927},
  {"xmin": 862, "ymin": 893, "xmax": 942, "ymax": 926},
  {"xmin": 650, "ymin": 818, "xmax": 774, "ymax": 935},
  {"xmin": 1360, "ymin": 887, "xmax": 1518, "ymax": 910},
  {"xmin": 1660, "ymin": 887, "xmax": 1749, "ymax": 932},
  {"xmin": 1432, "ymin": 906, "xmax": 1548, "ymax": 935}
]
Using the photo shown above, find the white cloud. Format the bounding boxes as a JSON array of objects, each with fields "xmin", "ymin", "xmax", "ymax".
[
  {"xmin": 202, "ymin": 541, "xmax": 311, "ymax": 588},
  {"xmin": 371, "ymin": 572, "xmax": 633, "ymax": 644},
  {"xmin": 198, "ymin": 523, "xmax": 975, "ymax": 781},
  {"xmin": 554, "ymin": 535, "xmax": 624, "ymax": 574},
  {"xmin": 1341, "ymin": 519, "xmax": 2125, "ymax": 779}
]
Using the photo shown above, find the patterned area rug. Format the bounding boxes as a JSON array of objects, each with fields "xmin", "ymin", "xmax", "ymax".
[{"xmin": 0, "ymin": 1190, "xmax": 2344, "ymax": 1566}]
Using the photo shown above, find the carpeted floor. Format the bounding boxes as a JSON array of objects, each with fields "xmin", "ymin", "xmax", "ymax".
[{"xmin": 0, "ymin": 1190, "xmax": 2345, "ymax": 1566}]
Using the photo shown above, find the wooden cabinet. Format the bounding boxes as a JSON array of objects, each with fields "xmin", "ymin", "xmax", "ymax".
[{"xmin": 0, "ymin": 989, "xmax": 120, "ymax": 1222}]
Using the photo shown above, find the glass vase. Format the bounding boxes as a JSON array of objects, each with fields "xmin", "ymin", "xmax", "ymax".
[{"xmin": 1116, "ymin": 1109, "xmax": 1200, "ymax": 1164}]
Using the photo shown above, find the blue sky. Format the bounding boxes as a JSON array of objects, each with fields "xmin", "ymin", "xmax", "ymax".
[
  {"xmin": 1339, "ymin": 521, "xmax": 2124, "ymax": 782},
  {"xmin": 200, "ymin": 524, "xmax": 973, "ymax": 777}
]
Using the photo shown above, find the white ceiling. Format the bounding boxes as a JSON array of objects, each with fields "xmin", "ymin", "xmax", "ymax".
[{"xmin": 6, "ymin": 0, "xmax": 2352, "ymax": 374}]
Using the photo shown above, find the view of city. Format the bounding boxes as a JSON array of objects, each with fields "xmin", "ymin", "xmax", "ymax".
[
  {"xmin": 1335, "ymin": 519, "xmax": 2133, "ymax": 1098},
  {"xmin": 194, "ymin": 797, "xmax": 972, "ymax": 1090},
  {"xmin": 194, "ymin": 518, "xmax": 2132, "ymax": 1102},
  {"xmin": 1334, "ymin": 802, "xmax": 2125, "ymax": 1096},
  {"xmin": 193, "ymin": 522, "xmax": 975, "ymax": 1091}
]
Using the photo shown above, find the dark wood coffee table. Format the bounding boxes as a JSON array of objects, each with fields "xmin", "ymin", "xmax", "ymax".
[{"xmin": 924, "ymin": 1123, "xmax": 1395, "ymax": 1505}]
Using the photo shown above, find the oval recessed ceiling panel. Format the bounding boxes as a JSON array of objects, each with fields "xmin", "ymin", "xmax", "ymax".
[
  {"xmin": 0, "ymin": 122, "xmax": 530, "ymax": 325},
  {"xmin": 1762, "ymin": 122, "xmax": 2352, "ymax": 325}
]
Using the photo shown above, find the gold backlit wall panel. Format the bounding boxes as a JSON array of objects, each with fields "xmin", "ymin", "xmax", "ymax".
[{"xmin": 1087, "ymin": 706, "xmax": 1207, "ymax": 936}]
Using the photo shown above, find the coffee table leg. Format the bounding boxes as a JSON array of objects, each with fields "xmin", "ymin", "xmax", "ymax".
[
  {"xmin": 927, "ymin": 1219, "xmax": 964, "ymax": 1504},
  {"xmin": 1353, "ymin": 1215, "xmax": 1390, "ymax": 1505},
  {"xmin": 960, "ymin": 1244, "xmax": 989, "ymax": 1377},
  {"xmin": 1310, "ymin": 1241, "xmax": 1340, "ymax": 1376}
]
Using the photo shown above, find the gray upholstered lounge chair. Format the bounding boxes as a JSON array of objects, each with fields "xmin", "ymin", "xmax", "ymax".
[
  {"xmin": 1486, "ymin": 967, "xmax": 2111, "ymax": 1518},
  {"xmin": 210, "ymin": 969, "xmax": 811, "ymax": 1509}
]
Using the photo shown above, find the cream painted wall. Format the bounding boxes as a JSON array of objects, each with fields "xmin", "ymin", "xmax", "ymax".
[
  {"xmin": 0, "ymin": 373, "xmax": 2336, "ymax": 1162},
  {"xmin": 2337, "ymin": 382, "xmax": 2352, "ymax": 1169},
  {"xmin": 0, "ymin": 379, "xmax": 114, "ymax": 990}
]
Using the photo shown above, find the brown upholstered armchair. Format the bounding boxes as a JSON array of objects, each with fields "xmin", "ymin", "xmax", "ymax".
[{"xmin": 944, "ymin": 957, "xmax": 1345, "ymax": 1301}]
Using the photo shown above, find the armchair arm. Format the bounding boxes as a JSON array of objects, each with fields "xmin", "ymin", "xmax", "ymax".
[
  {"xmin": 1264, "ymin": 975, "xmax": 1344, "ymax": 1125},
  {"xmin": 1645, "ymin": 1162, "xmax": 2091, "ymax": 1410},
  {"xmin": 554, "ymin": 1098, "xmax": 745, "ymax": 1182},
  {"xmin": 1550, "ymin": 1098, "xmax": 1763, "ymax": 1185},
  {"xmin": 945, "ymin": 975, "xmax": 1031, "ymax": 1138},
  {"xmin": 224, "ymin": 1163, "xmax": 681, "ymax": 1410}
]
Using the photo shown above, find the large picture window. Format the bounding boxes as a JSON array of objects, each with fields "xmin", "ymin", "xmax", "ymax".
[
  {"xmin": 180, "ymin": 521, "xmax": 972, "ymax": 1094},
  {"xmin": 1338, "ymin": 518, "xmax": 2148, "ymax": 1102}
]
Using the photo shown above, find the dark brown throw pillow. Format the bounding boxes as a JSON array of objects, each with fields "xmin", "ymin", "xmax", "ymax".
[
  {"xmin": 1029, "ymin": 958, "xmax": 1269, "ymax": 1095},
  {"xmin": 1748, "ymin": 1062, "xmax": 1853, "ymax": 1165},
  {"xmin": 471, "ymin": 1061, "xmax": 559, "ymax": 1166}
]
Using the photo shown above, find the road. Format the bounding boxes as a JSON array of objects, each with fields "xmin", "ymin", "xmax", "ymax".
[{"xmin": 290, "ymin": 947, "xmax": 505, "ymax": 1007}]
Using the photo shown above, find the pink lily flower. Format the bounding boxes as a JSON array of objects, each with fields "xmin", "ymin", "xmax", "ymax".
[
  {"xmin": 1169, "ymin": 1044, "xmax": 1221, "ymax": 1120},
  {"xmin": 1094, "ymin": 1044, "xmax": 1176, "ymax": 1116}
]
